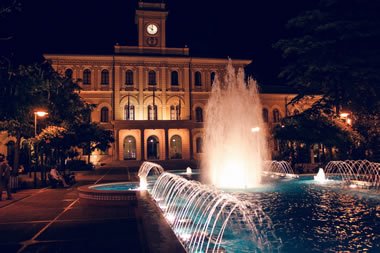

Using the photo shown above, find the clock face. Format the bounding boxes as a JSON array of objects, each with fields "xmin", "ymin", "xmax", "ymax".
[{"xmin": 146, "ymin": 24, "xmax": 158, "ymax": 35}]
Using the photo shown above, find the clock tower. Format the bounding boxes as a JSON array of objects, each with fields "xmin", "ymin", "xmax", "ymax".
[{"xmin": 136, "ymin": 1, "xmax": 168, "ymax": 48}]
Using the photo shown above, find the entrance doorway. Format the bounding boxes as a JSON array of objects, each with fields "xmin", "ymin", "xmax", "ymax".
[{"xmin": 147, "ymin": 136, "xmax": 159, "ymax": 160}]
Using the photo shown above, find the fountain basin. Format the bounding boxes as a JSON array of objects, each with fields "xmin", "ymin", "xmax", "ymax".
[{"xmin": 78, "ymin": 182, "xmax": 142, "ymax": 205}]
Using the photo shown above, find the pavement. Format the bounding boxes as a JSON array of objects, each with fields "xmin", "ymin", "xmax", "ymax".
[{"xmin": 0, "ymin": 167, "xmax": 151, "ymax": 253}]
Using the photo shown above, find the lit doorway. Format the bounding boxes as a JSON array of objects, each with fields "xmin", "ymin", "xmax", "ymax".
[{"xmin": 147, "ymin": 136, "xmax": 159, "ymax": 160}]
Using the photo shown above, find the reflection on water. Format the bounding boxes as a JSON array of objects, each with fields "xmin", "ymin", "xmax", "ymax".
[{"xmin": 235, "ymin": 179, "xmax": 380, "ymax": 252}]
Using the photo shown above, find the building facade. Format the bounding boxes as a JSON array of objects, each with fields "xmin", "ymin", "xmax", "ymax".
[{"xmin": 40, "ymin": 1, "xmax": 307, "ymax": 165}]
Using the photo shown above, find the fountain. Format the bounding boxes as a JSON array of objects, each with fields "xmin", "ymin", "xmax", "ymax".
[
  {"xmin": 263, "ymin": 161, "xmax": 299, "ymax": 179},
  {"xmin": 151, "ymin": 172, "xmax": 279, "ymax": 252},
  {"xmin": 314, "ymin": 168, "xmax": 327, "ymax": 183},
  {"xmin": 186, "ymin": 167, "xmax": 192, "ymax": 175},
  {"xmin": 324, "ymin": 160, "xmax": 380, "ymax": 189},
  {"xmin": 138, "ymin": 161, "xmax": 165, "ymax": 190},
  {"xmin": 203, "ymin": 61, "xmax": 269, "ymax": 189}
]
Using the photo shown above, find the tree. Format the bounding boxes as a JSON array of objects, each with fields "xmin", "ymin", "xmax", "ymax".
[{"xmin": 274, "ymin": 0, "xmax": 380, "ymax": 160}]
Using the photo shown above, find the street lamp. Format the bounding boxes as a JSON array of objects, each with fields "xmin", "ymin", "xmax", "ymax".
[
  {"xmin": 33, "ymin": 110, "xmax": 48, "ymax": 188},
  {"xmin": 34, "ymin": 111, "xmax": 48, "ymax": 136}
]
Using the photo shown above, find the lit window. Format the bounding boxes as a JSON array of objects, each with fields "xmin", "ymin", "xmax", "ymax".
[
  {"xmin": 148, "ymin": 105, "xmax": 157, "ymax": 120},
  {"xmin": 125, "ymin": 105, "xmax": 135, "ymax": 120}
]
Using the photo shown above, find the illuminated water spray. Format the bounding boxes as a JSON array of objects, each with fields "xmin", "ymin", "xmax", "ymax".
[{"xmin": 203, "ymin": 61, "xmax": 269, "ymax": 188}]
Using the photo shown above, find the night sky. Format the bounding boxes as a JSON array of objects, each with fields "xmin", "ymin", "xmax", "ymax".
[{"xmin": 2, "ymin": 0, "xmax": 315, "ymax": 85}]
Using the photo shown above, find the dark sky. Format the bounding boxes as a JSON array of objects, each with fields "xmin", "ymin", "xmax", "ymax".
[{"xmin": 2, "ymin": 0, "xmax": 315, "ymax": 85}]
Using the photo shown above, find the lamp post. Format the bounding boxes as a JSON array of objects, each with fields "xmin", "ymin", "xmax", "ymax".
[{"xmin": 34, "ymin": 111, "xmax": 48, "ymax": 188}]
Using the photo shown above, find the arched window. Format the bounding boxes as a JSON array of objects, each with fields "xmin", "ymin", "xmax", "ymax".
[
  {"xmin": 195, "ymin": 71, "xmax": 202, "ymax": 86},
  {"xmin": 293, "ymin": 109, "xmax": 300, "ymax": 115},
  {"xmin": 101, "ymin": 70, "xmax": 109, "ymax": 85},
  {"xmin": 170, "ymin": 105, "xmax": 181, "ymax": 120},
  {"xmin": 148, "ymin": 105, "xmax": 157, "ymax": 120},
  {"xmin": 262, "ymin": 108, "xmax": 269, "ymax": 123},
  {"xmin": 170, "ymin": 135, "xmax": 182, "ymax": 159},
  {"xmin": 210, "ymin": 72, "xmax": 216, "ymax": 85},
  {"xmin": 100, "ymin": 107, "xmax": 109, "ymax": 122},
  {"xmin": 196, "ymin": 137, "xmax": 203, "ymax": 153},
  {"xmin": 125, "ymin": 105, "xmax": 135, "ymax": 120},
  {"xmin": 273, "ymin": 109, "xmax": 281, "ymax": 123},
  {"xmin": 125, "ymin": 70, "xmax": 134, "ymax": 85},
  {"xmin": 195, "ymin": 107, "xmax": 203, "ymax": 122},
  {"xmin": 83, "ymin": 69, "xmax": 91, "ymax": 84},
  {"xmin": 171, "ymin": 71, "xmax": 179, "ymax": 86},
  {"xmin": 123, "ymin": 136, "xmax": 136, "ymax": 160},
  {"xmin": 147, "ymin": 135, "xmax": 159, "ymax": 160},
  {"xmin": 65, "ymin": 69, "xmax": 73, "ymax": 78},
  {"xmin": 148, "ymin": 70, "xmax": 156, "ymax": 85}
]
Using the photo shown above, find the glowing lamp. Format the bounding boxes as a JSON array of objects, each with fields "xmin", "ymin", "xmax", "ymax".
[{"xmin": 251, "ymin": 127, "xmax": 260, "ymax": 133}]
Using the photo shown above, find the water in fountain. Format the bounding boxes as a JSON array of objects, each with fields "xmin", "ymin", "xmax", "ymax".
[
  {"xmin": 186, "ymin": 167, "xmax": 192, "ymax": 175},
  {"xmin": 137, "ymin": 161, "xmax": 164, "ymax": 190},
  {"xmin": 324, "ymin": 160, "xmax": 380, "ymax": 188},
  {"xmin": 263, "ymin": 161, "xmax": 298, "ymax": 178},
  {"xmin": 203, "ymin": 61, "xmax": 269, "ymax": 189},
  {"xmin": 151, "ymin": 172, "xmax": 279, "ymax": 252},
  {"xmin": 314, "ymin": 168, "xmax": 327, "ymax": 183}
]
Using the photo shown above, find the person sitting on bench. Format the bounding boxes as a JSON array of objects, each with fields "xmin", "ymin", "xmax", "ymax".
[{"xmin": 49, "ymin": 166, "xmax": 69, "ymax": 187}]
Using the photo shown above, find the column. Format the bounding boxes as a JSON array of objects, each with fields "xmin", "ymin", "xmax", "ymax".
[
  {"xmin": 162, "ymin": 67, "xmax": 168, "ymax": 120},
  {"xmin": 138, "ymin": 66, "xmax": 144, "ymax": 120},
  {"xmin": 114, "ymin": 64, "xmax": 121, "ymax": 120},
  {"xmin": 184, "ymin": 66, "xmax": 191, "ymax": 120},
  {"xmin": 114, "ymin": 128, "xmax": 119, "ymax": 161},
  {"xmin": 165, "ymin": 128, "xmax": 169, "ymax": 160},
  {"xmin": 189, "ymin": 128, "xmax": 194, "ymax": 160},
  {"xmin": 140, "ymin": 129, "xmax": 145, "ymax": 161}
]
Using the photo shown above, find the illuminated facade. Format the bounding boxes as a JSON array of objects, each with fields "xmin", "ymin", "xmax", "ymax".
[{"xmin": 40, "ymin": 1, "xmax": 308, "ymax": 165}]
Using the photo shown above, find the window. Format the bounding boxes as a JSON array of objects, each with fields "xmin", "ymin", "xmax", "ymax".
[
  {"xmin": 123, "ymin": 136, "xmax": 136, "ymax": 160},
  {"xmin": 210, "ymin": 72, "xmax": 216, "ymax": 85},
  {"xmin": 65, "ymin": 69, "xmax": 73, "ymax": 78},
  {"xmin": 262, "ymin": 108, "xmax": 269, "ymax": 123},
  {"xmin": 195, "ymin": 107, "xmax": 203, "ymax": 122},
  {"xmin": 196, "ymin": 137, "xmax": 203, "ymax": 153},
  {"xmin": 171, "ymin": 71, "xmax": 179, "ymax": 86},
  {"xmin": 125, "ymin": 105, "xmax": 135, "ymax": 120},
  {"xmin": 170, "ymin": 135, "xmax": 182, "ymax": 159},
  {"xmin": 273, "ymin": 109, "xmax": 281, "ymax": 123},
  {"xmin": 126, "ymin": 70, "xmax": 134, "ymax": 85},
  {"xmin": 148, "ymin": 105, "xmax": 157, "ymax": 120},
  {"xmin": 83, "ymin": 69, "xmax": 91, "ymax": 84},
  {"xmin": 100, "ymin": 107, "xmax": 109, "ymax": 122},
  {"xmin": 101, "ymin": 70, "xmax": 109, "ymax": 85},
  {"xmin": 170, "ymin": 105, "xmax": 180, "ymax": 120},
  {"xmin": 148, "ymin": 70, "xmax": 156, "ymax": 85},
  {"xmin": 293, "ymin": 109, "xmax": 300, "ymax": 115},
  {"xmin": 195, "ymin": 71, "xmax": 202, "ymax": 86}
]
